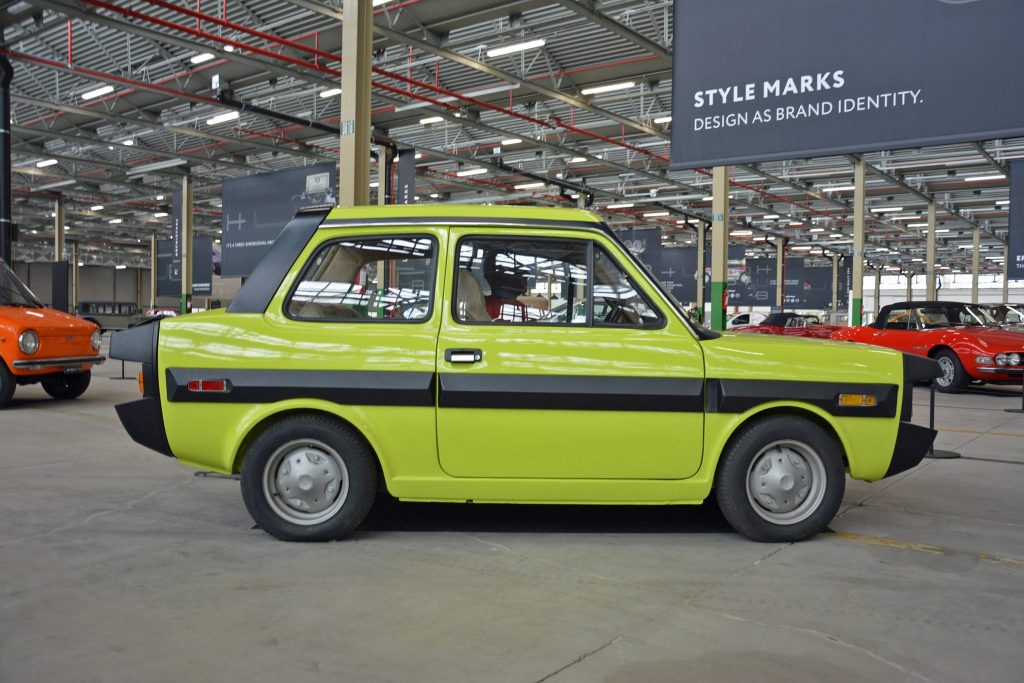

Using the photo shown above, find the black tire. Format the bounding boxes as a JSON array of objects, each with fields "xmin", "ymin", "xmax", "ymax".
[
  {"xmin": 715, "ymin": 415, "xmax": 845, "ymax": 543},
  {"xmin": 0, "ymin": 360, "xmax": 15, "ymax": 409},
  {"xmin": 240, "ymin": 414, "xmax": 378, "ymax": 542},
  {"xmin": 41, "ymin": 370, "xmax": 91, "ymax": 400},
  {"xmin": 933, "ymin": 349, "xmax": 967, "ymax": 393}
]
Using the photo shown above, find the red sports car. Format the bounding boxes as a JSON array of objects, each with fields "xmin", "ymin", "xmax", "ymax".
[
  {"xmin": 830, "ymin": 301, "xmax": 1023, "ymax": 392},
  {"xmin": 731, "ymin": 312, "xmax": 842, "ymax": 339}
]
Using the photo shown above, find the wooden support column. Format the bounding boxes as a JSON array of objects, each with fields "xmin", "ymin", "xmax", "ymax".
[
  {"xmin": 851, "ymin": 159, "xmax": 865, "ymax": 324},
  {"xmin": 696, "ymin": 222, "xmax": 706, "ymax": 319},
  {"xmin": 338, "ymin": 0, "xmax": 372, "ymax": 206},
  {"xmin": 709, "ymin": 166, "xmax": 729, "ymax": 331},
  {"xmin": 925, "ymin": 203, "xmax": 937, "ymax": 300},
  {"xmin": 70, "ymin": 242, "xmax": 79, "ymax": 311},
  {"xmin": 874, "ymin": 267, "xmax": 881, "ymax": 316},
  {"xmin": 53, "ymin": 198, "xmax": 65, "ymax": 262},
  {"xmin": 971, "ymin": 227, "xmax": 980, "ymax": 304},
  {"xmin": 775, "ymin": 236, "xmax": 785, "ymax": 309},
  {"xmin": 1003, "ymin": 244, "xmax": 1010, "ymax": 304},
  {"xmin": 150, "ymin": 235, "xmax": 158, "ymax": 308},
  {"xmin": 831, "ymin": 254, "xmax": 839, "ymax": 315}
]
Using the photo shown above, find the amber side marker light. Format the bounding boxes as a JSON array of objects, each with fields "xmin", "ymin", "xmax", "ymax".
[
  {"xmin": 838, "ymin": 393, "xmax": 877, "ymax": 407},
  {"xmin": 138, "ymin": 371, "xmax": 145, "ymax": 395}
]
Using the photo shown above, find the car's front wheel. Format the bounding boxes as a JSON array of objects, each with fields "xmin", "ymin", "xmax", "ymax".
[
  {"xmin": 715, "ymin": 415, "xmax": 845, "ymax": 542},
  {"xmin": 933, "ymin": 349, "xmax": 967, "ymax": 393},
  {"xmin": 41, "ymin": 370, "xmax": 91, "ymax": 400},
  {"xmin": 240, "ymin": 414, "xmax": 377, "ymax": 542}
]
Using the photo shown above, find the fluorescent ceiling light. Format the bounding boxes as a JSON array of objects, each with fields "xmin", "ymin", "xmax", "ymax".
[
  {"xmin": 455, "ymin": 167, "xmax": 487, "ymax": 177},
  {"xmin": 115, "ymin": 264, "xmax": 128, "ymax": 270},
  {"xmin": 486, "ymin": 39, "xmax": 546, "ymax": 58},
  {"xmin": 653, "ymin": 116, "xmax": 672, "ymax": 124},
  {"xmin": 907, "ymin": 222, "xmax": 929, "ymax": 228},
  {"xmin": 419, "ymin": 116, "xmax": 444, "ymax": 125},
  {"xmin": 730, "ymin": 230, "xmax": 753, "ymax": 236},
  {"xmin": 224, "ymin": 45, "xmax": 235, "ymax": 53},
  {"xmin": 372, "ymin": 0, "xmax": 393, "ymax": 6},
  {"xmin": 644, "ymin": 211, "xmax": 669, "ymax": 217},
  {"xmin": 320, "ymin": 88, "xmax": 342, "ymax": 98},
  {"xmin": 605, "ymin": 203, "xmax": 634, "ymax": 209},
  {"xmin": 122, "ymin": 139, "xmax": 134, "ymax": 146},
  {"xmin": 829, "ymin": 233, "xmax": 843, "ymax": 237},
  {"xmin": 38, "ymin": 179, "xmax": 76, "ymax": 190},
  {"xmin": 501, "ymin": 138, "xmax": 522, "ymax": 146},
  {"xmin": 581, "ymin": 81, "xmax": 635, "ymax": 96},
  {"xmin": 676, "ymin": 220, "xmax": 688, "ymax": 224},
  {"xmin": 935, "ymin": 228, "xmax": 950, "ymax": 233},
  {"xmin": 429, "ymin": 193, "xmax": 439, "ymax": 198},
  {"xmin": 156, "ymin": 195, "xmax": 164, "ymax": 200},
  {"xmin": 701, "ymin": 194, "xmax": 733, "ymax": 200},
  {"xmin": 206, "ymin": 110, "xmax": 240, "ymax": 126},
  {"xmin": 109, "ymin": 218, "xmax": 122, "ymax": 224},
  {"xmin": 996, "ymin": 199, "xmax": 1010, "ymax": 205},
  {"xmin": 870, "ymin": 206, "xmax": 904, "ymax": 213},
  {"xmin": 127, "ymin": 158, "xmax": 188, "ymax": 175},
  {"xmin": 788, "ymin": 222, "xmax": 804, "ymax": 227},
  {"xmin": 762, "ymin": 214, "xmax": 779, "ymax": 219},
  {"xmin": 964, "ymin": 173, "xmax": 1005, "ymax": 182},
  {"xmin": 369, "ymin": 182, "xmax": 379, "ymax": 188},
  {"xmin": 36, "ymin": 158, "xmax": 58, "ymax": 167},
  {"xmin": 569, "ymin": 157, "xmax": 587, "ymax": 164},
  {"xmin": 81, "ymin": 85, "xmax": 114, "ymax": 100},
  {"xmin": 153, "ymin": 212, "xmax": 168, "ymax": 218},
  {"xmin": 190, "ymin": 52, "xmax": 215, "ymax": 64},
  {"xmin": 514, "ymin": 182, "xmax": 545, "ymax": 190},
  {"xmin": 414, "ymin": 153, "xmax": 423, "ymax": 160},
  {"xmin": 90, "ymin": 205, "xmax": 104, "ymax": 211},
  {"xmin": 823, "ymin": 185, "xmax": 855, "ymax": 192},
  {"xmin": 792, "ymin": 245, "xmax": 813, "ymax": 251}
]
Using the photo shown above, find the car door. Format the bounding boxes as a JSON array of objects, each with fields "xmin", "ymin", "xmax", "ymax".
[
  {"xmin": 435, "ymin": 227, "xmax": 706, "ymax": 480},
  {"xmin": 867, "ymin": 308, "xmax": 925, "ymax": 353}
]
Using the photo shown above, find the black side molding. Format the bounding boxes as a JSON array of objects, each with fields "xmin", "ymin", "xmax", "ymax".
[
  {"xmin": 228, "ymin": 208, "xmax": 329, "ymax": 314},
  {"xmin": 706, "ymin": 379, "xmax": 900, "ymax": 418}
]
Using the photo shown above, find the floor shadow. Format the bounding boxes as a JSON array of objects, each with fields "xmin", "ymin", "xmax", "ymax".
[{"xmin": 361, "ymin": 496, "xmax": 732, "ymax": 535}]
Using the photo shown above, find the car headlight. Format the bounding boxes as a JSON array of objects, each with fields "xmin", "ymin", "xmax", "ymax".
[
  {"xmin": 995, "ymin": 353, "xmax": 1021, "ymax": 367},
  {"xmin": 91, "ymin": 330, "xmax": 102, "ymax": 351},
  {"xmin": 18, "ymin": 330, "xmax": 39, "ymax": 355}
]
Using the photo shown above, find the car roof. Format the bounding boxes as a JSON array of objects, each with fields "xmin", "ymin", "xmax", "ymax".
[
  {"xmin": 881, "ymin": 300, "xmax": 977, "ymax": 311},
  {"xmin": 321, "ymin": 204, "xmax": 606, "ymax": 229}
]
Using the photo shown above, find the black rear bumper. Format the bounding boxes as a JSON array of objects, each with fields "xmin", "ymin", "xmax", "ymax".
[
  {"xmin": 115, "ymin": 397, "xmax": 173, "ymax": 458},
  {"xmin": 110, "ymin": 320, "xmax": 172, "ymax": 458}
]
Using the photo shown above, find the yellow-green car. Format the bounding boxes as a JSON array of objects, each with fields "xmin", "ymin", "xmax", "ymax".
[{"xmin": 110, "ymin": 206, "xmax": 939, "ymax": 543}]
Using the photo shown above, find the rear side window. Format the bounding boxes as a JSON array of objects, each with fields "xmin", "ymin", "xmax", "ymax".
[{"xmin": 286, "ymin": 236, "xmax": 436, "ymax": 322}]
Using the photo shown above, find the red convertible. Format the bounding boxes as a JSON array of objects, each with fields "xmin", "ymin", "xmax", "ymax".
[
  {"xmin": 731, "ymin": 312, "xmax": 842, "ymax": 339},
  {"xmin": 830, "ymin": 301, "xmax": 1023, "ymax": 392}
]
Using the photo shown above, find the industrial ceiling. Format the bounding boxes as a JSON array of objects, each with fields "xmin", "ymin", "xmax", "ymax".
[{"xmin": 0, "ymin": 0, "xmax": 1016, "ymax": 274}]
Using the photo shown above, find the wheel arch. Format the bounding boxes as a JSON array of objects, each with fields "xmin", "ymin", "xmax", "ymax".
[
  {"xmin": 926, "ymin": 344, "xmax": 956, "ymax": 359},
  {"xmin": 230, "ymin": 407, "xmax": 388, "ymax": 489},
  {"xmin": 713, "ymin": 404, "xmax": 850, "ymax": 479}
]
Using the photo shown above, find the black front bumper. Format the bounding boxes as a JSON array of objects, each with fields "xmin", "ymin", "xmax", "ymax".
[{"xmin": 885, "ymin": 421, "xmax": 936, "ymax": 478}]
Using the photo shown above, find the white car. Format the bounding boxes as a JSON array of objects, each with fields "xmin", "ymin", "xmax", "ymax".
[{"xmin": 726, "ymin": 311, "xmax": 767, "ymax": 329}]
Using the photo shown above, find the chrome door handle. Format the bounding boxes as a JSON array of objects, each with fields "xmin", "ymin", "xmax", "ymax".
[{"xmin": 445, "ymin": 348, "xmax": 483, "ymax": 363}]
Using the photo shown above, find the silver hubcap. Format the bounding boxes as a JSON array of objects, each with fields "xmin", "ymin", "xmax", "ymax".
[
  {"xmin": 746, "ymin": 440, "xmax": 826, "ymax": 525},
  {"xmin": 936, "ymin": 357, "xmax": 954, "ymax": 386},
  {"xmin": 263, "ymin": 439, "xmax": 349, "ymax": 526}
]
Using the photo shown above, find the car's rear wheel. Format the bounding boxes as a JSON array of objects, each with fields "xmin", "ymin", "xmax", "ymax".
[
  {"xmin": 0, "ymin": 360, "xmax": 15, "ymax": 409},
  {"xmin": 240, "ymin": 415, "xmax": 377, "ymax": 542},
  {"xmin": 41, "ymin": 371, "xmax": 91, "ymax": 400},
  {"xmin": 715, "ymin": 415, "xmax": 845, "ymax": 542},
  {"xmin": 933, "ymin": 349, "xmax": 967, "ymax": 393}
]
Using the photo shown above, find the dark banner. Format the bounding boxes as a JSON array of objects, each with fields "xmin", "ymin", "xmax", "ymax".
[
  {"xmin": 670, "ymin": 0, "xmax": 1024, "ymax": 169},
  {"xmin": 728, "ymin": 257, "xmax": 850, "ymax": 310},
  {"xmin": 396, "ymin": 148, "xmax": 417, "ymax": 205},
  {"xmin": 619, "ymin": 229, "xmax": 745, "ymax": 304},
  {"xmin": 221, "ymin": 163, "xmax": 337, "ymax": 277},
  {"xmin": 157, "ymin": 236, "xmax": 213, "ymax": 298},
  {"xmin": 1010, "ymin": 160, "xmax": 1024, "ymax": 280}
]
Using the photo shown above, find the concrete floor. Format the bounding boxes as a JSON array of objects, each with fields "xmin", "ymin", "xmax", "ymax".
[{"xmin": 2, "ymin": 344, "xmax": 1023, "ymax": 683}]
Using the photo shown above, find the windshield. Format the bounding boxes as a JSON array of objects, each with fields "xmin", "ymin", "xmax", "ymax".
[
  {"xmin": 913, "ymin": 304, "xmax": 997, "ymax": 328},
  {"xmin": 0, "ymin": 260, "xmax": 44, "ymax": 307}
]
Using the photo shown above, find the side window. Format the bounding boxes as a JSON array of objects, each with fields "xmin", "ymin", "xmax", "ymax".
[
  {"xmin": 592, "ymin": 247, "xmax": 662, "ymax": 327},
  {"xmin": 287, "ymin": 236, "xmax": 435, "ymax": 321},
  {"xmin": 882, "ymin": 310, "xmax": 912, "ymax": 330},
  {"xmin": 454, "ymin": 238, "xmax": 588, "ymax": 324}
]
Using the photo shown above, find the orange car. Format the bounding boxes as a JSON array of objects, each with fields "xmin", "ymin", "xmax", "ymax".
[{"xmin": 0, "ymin": 259, "xmax": 105, "ymax": 408}]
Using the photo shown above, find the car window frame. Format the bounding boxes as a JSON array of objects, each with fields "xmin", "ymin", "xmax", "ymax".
[
  {"xmin": 282, "ymin": 233, "xmax": 439, "ymax": 324},
  {"xmin": 450, "ymin": 234, "xmax": 666, "ymax": 330}
]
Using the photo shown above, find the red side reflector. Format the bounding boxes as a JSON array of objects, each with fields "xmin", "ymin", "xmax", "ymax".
[{"xmin": 187, "ymin": 379, "xmax": 230, "ymax": 393}]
